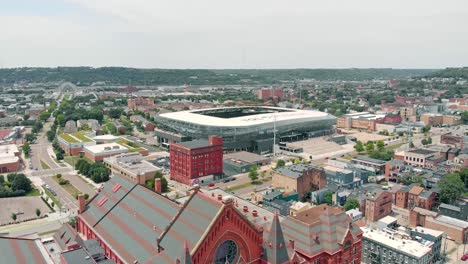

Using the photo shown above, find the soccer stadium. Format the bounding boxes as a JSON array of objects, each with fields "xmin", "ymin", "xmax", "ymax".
[{"xmin": 154, "ymin": 106, "xmax": 336, "ymax": 153}]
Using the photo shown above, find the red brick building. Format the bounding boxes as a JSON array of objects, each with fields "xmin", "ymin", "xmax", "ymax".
[
  {"xmin": 394, "ymin": 186, "xmax": 410, "ymax": 209},
  {"xmin": 170, "ymin": 136, "xmax": 223, "ymax": 185},
  {"xmin": 365, "ymin": 189, "xmax": 392, "ymax": 222},
  {"xmin": 75, "ymin": 175, "xmax": 363, "ymax": 264},
  {"xmin": 407, "ymin": 186, "xmax": 435, "ymax": 210},
  {"xmin": 127, "ymin": 97, "xmax": 156, "ymax": 111},
  {"xmin": 410, "ymin": 207, "xmax": 468, "ymax": 243},
  {"xmin": 257, "ymin": 88, "xmax": 285, "ymax": 101}
]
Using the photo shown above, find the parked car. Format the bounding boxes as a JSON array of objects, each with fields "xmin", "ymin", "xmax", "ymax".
[
  {"xmin": 223, "ymin": 179, "xmax": 230, "ymax": 183},
  {"xmin": 208, "ymin": 183, "xmax": 215, "ymax": 187},
  {"xmin": 461, "ymin": 254, "xmax": 468, "ymax": 261}
]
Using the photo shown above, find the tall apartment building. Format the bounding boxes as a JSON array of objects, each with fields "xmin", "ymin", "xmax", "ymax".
[
  {"xmin": 170, "ymin": 136, "xmax": 223, "ymax": 185},
  {"xmin": 365, "ymin": 189, "xmax": 392, "ymax": 222}
]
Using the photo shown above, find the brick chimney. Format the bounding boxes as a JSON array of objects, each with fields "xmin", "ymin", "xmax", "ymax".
[
  {"xmin": 78, "ymin": 194, "xmax": 86, "ymax": 214},
  {"xmin": 155, "ymin": 178, "xmax": 162, "ymax": 193}
]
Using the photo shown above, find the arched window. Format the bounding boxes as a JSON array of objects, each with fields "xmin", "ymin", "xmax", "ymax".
[
  {"xmin": 214, "ymin": 240, "xmax": 238, "ymax": 264},
  {"xmin": 344, "ymin": 240, "xmax": 351, "ymax": 249}
]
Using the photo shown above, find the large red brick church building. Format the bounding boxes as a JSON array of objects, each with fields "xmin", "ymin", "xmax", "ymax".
[{"xmin": 73, "ymin": 175, "xmax": 362, "ymax": 264}]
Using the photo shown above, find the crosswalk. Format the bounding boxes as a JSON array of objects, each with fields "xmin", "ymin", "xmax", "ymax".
[{"xmin": 30, "ymin": 167, "xmax": 72, "ymax": 177}]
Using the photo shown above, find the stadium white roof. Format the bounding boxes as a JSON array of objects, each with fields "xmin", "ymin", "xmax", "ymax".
[{"xmin": 158, "ymin": 106, "xmax": 332, "ymax": 127}]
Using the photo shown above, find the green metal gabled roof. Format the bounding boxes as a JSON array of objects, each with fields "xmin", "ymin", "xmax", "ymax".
[{"xmin": 158, "ymin": 191, "xmax": 223, "ymax": 260}]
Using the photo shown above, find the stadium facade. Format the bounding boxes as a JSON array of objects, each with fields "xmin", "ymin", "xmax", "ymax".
[{"xmin": 155, "ymin": 106, "xmax": 336, "ymax": 153}]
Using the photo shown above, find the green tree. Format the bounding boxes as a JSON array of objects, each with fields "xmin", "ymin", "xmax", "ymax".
[
  {"xmin": 39, "ymin": 111, "xmax": 51, "ymax": 121},
  {"xmin": 25, "ymin": 133, "xmax": 36, "ymax": 143},
  {"xmin": 439, "ymin": 172, "xmax": 464, "ymax": 203},
  {"xmin": 11, "ymin": 213, "xmax": 17, "ymax": 222},
  {"xmin": 462, "ymin": 111, "xmax": 468, "ymax": 124},
  {"xmin": 22, "ymin": 143, "xmax": 31, "ymax": 157},
  {"xmin": 376, "ymin": 141, "xmax": 385, "ymax": 151},
  {"xmin": 35, "ymin": 208, "xmax": 41, "ymax": 217},
  {"xmin": 11, "ymin": 174, "xmax": 32, "ymax": 193},
  {"xmin": 365, "ymin": 142, "xmax": 375, "ymax": 154},
  {"xmin": 324, "ymin": 191, "xmax": 333, "ymax": 205},
  {"xmin": 344, "ymin": 199, "xmax": 360, "ymax": 211},
  {"xmin": 84, "ymin": 193, "xmax": 89, "ymax": 200},
  {"xmin": 248, "ymin": 166, "xmax": 259, "ymax": 182},
  {"xmin": 56, "ymin": 114, "xmax": 65, "ymax": 126},
  {"xmin": 68, "ymin": 216, "xmax": 78, "ymax": 228},
  {"xmin": 422, "ymin": 125, "xmax": 431, "ymax": 133},
  {"xmin": 275, "ymin": 159, "xmax": 285, "ymax": 168},
  {"xmin": 354, "ymin": 141, "xmax": 364, "ymax": 152}
]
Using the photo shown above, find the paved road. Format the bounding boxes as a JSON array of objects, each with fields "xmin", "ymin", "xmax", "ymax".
[
  {"xmin": 30, "ymin": 118, "xmax": 59, "ymax": 170},
  {"xmin": 62, "ymin": 173, "xmax": 97, "ymax": 197},
  {"xmin": 42, "ymin": 177, "xmax": 78, "ymax": 212}
]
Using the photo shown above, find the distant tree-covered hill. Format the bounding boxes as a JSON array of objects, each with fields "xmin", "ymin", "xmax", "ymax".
[
  {"xmin": 0, "ymin": 67, "xmax": 436, "ymax": 86},
  {"xmin": 427, "ymin": 67, "xmax": 468, "ymax": 79}
]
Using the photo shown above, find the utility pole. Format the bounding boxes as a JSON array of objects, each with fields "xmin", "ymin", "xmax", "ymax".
[{"xmin": 273, "ymin": 114, "xmax": 276, "ymax": 158}]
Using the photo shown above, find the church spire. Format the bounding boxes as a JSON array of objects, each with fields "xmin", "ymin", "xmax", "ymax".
[{"xmin": 264, "ymin": 212, "xmax": 290, "ymax": 263}]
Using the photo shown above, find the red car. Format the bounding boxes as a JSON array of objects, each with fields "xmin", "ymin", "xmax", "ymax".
[
  {"xmin": 208, "ymin": 183, "xmax": 215, "ymax": 187},
  {"xmin": 462, "ymin": 254, "xmax": 468, "ymax": 261}
]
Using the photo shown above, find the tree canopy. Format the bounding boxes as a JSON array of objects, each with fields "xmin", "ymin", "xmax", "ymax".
[
  {"xmin": 344, "ymin": 199, "xmax": 360, "ymax": 211},
  {"xmin": 439, "ymin": 172, "xmax": 465, "ymax": 203}
]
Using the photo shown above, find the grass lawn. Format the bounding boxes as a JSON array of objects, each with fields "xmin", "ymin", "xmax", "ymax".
[
  {"xmin": 42, "ymin": 185, "xmax": 60, "ymax": 207},
  {"xmin": 64, "ymin": 156, "xmax": 94, "ymax": 167},
  {"xmin": 64, "ymin": 156, "xmax": 80, "ymax": 167},
  {"xmin": 225, "ymin": 182, "xmax": 253, "ymax": 192},
  {"xmin": 52, "ymin": 177, "xmax": 81, "ymax": 198},
  {"xmin": 40, "ymin": 160, "xmax": 51, "ymax": 170},
  {"xmin": 26, "ymin": 188, "xmax": 41, "ymax": 196}
]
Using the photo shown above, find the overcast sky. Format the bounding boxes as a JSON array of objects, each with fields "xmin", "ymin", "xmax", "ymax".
[{"xmin": 1, "ymin": 0, "xmax": 467, "ymax": 69}]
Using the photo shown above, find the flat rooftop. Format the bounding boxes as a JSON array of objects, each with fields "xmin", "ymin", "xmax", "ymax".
[
  {"xmin": 323, "ymin": 165, "xmax": 353, "ymax": 174},
  {"xmin": 361, "ymin": 227, "xmax": 432, "ymax": 258},
  {"xmin": 223, "ymin": 151, "xmax": 269, "ymax": 164},
  {"xmin": 408, "ymin": 149, "xmax": 437, "ymax": 156},
  {"xmin": 84, "ymin": 143, "xmax": 127, "ymax": 154},
  {"xmin": 412, "ymin": 226, "xmax": 444, "ymax": 237},
  {"xmin": 352, "ymin": 156, "xmax": 386, "ymax": 165},
  {"xmin": 176, "ymin": 139, "xmax": 212, "ymax": 149},
  {"xmin": 158, "ymin": 106, "xmax": 332, "ymax": 127}
]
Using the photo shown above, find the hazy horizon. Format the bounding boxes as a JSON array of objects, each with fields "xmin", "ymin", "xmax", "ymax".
[{"xmin": 1, "ymin": 0, "xmax": 468, "ymax": 69}]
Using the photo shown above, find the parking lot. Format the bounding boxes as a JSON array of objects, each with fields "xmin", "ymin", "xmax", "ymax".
[{"xmin": 0, "ymin": 197, "xmax": 52, "ymax": 225}]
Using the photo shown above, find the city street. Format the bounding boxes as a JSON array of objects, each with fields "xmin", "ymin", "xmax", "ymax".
[
  {"xmin": 41, "ymin": 177, "xmax": 78, "ymax": 212},
  {"xmin": 29, "ymin": 117, "xmax": 59, "ymax": 170}
]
